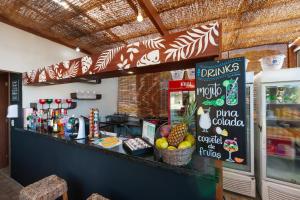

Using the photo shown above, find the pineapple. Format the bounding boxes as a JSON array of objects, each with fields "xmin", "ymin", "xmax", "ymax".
[{"xmin": 168, "ymin": 100, "xmax": 197, "ymax": 147}]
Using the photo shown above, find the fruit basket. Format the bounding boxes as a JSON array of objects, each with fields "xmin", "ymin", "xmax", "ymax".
[
  {"xmin": 158, "ymin": 145, "xmax": 195, "ymax": 166},
  {"xmin": 155, "ymin": 101, "xmax": 197, "ymax": 166}
]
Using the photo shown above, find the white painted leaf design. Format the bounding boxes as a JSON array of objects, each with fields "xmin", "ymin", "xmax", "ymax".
[
  {"xmin": 95, "ymin": 46, "xmax": 123, "ymax": 72},
  {"xmin": 45, "ymin": 65, "xmax": 55, "ymax": 79},
  {"xmin": 63, "ymin": 61, "xmax": 70, "ymax": 69},
  {"xmin": 129, "ymin": 53, "xmax": 134, "ymax": 61},
  {"xmin": 23, "ymin": 73, "xmax": 29, "ymax": 84},
  {"xmin": 29, "ymin": 69, "xmax": 38, "ymax": 82},
  {"xmin": 137, "ymin": 50, "xmax": 160, "ymax": 67},
  {"xmin": 38, "ymin": 70, "xmax": 46, "ymax": 83},
  {"xmin": 54, "ymin": 64, "xmax": 63, "ymax": 80},
  {"xmin": 164, "ymin": 22, "xmax": 219, "ymax": 61},
  {"xmin": 81, "ymin": 56, "xmax": 92, "ymax": 74},
  {"xmin": 63, "ymin": 61, "xmax": 79, "ymax": 79},
  {"xmin": 142, "ymin": 37, "xmax": 166, "ymax": 49}
]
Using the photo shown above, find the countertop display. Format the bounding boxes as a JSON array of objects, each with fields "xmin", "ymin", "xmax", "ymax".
[
  {"xmin": 11, "ymin": 128, "xmax": 221, "ymax": 200},
  {"xmin": 16, "ymin": 128, "xmax": 219, "ymax": 178}
]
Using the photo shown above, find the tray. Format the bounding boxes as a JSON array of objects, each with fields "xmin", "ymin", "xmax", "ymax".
[{"xmin": 123, "ymin": 137, "xmax": 153, "ymax": 156}]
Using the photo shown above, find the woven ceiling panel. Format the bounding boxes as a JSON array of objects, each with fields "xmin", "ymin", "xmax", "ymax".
[
  {"xmin": 0, "ymin": 0, "xmax": 298, "ymax": 54},
  {"xmin": 159, "ymin": 0, "xmax": 245, "ymax": 30},
  {"xmin": 50, "ymin": 23, "xmax": 84, "ymax": 40},
  {"xmin": 110, "ymin": 17, "xmax": 157, "ymax": 40},
  {"xmin": 16, "ymin": 5, "xmax": 49, "ymax": 27},
  {"xmin": 86, "ymin": 0, "xmax": 136, "ymax": 30},
  {"xmin": 67, "ymin": 14, "xmax": 98, "ymax": 33},
  {"xmin": 24, "ymin": 0, "xmax": 76, "ymax": 20},
  {"xmin": 151, "ymin": 0, "xmax": 194, "ymax": 12}
]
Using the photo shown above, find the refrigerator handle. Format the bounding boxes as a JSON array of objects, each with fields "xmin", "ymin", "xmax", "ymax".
[{"xmin": 258, "ymin": 124, "xmax": 262, "ymax": 132}]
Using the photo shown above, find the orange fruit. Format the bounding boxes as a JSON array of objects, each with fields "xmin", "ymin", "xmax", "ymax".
[{"xmin": 234, "ymin": 157, "xmax": 244, "ymax": 163}]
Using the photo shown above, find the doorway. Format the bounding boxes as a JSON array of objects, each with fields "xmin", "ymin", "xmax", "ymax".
[{"xmin": 0, "ymin": 72, "xmax": 9, "ymax": 168}]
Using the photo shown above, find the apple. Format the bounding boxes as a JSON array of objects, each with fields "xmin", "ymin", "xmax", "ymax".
[{"xmin": 160, "ymin": 125, "xmax": 171, "ymax": 137}]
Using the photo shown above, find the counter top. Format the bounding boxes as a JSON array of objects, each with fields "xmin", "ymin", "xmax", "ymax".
[{"xmin": 15, "ymin": 128, "xmax": 220, "ymax": 181}]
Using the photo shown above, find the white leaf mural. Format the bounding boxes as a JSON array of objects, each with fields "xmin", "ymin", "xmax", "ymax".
[
  {"xmin": 81, "ymin": 56, "xmax": 92, "ymax": 74},
  {"xmin": 28, "ymin": 69, "xmax": 38, "ymax": 82},
  {"xmin": 95, "ymin": 46, "xmax": 123, "ymax": 72},
  {"xmin": 164, "ymin": 22, "xmax": 219, "ymax": 61},
  {"xmin": 117, "ymin": 54, "xmax": 130, "ymax": 70},
  {"xmin": 142, "ymin": 37, "xmax": 165, "ymax": 49},
  {"xmin": 38, "ymin": 70, "xmax": 46, "ymax": 83},
  {"xmin": 137, "ymin": 50, "xmax": 160, "ymax": 67},
  {"xmin": 45, "ymin": 65, "xmax": 55, "ymax": 79},
  {"xmin": 63, "ymin": 61, "xmax": 70, "ymax": 69},
  {"xmin": 54, "ymin": 64, "xmax": 63, "ymax": 80},
  {"xmin": 63, "ymin": 61, "xmax": 79, "ymax": 78},
  {"xmin": 127, "ymin": 47, "xmax": 139, "ymax": 62}
]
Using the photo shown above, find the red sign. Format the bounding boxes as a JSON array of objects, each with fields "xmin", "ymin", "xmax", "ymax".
[{"xmin": 168, "ymin": 79, "xmax": 195, "ymax": 91}]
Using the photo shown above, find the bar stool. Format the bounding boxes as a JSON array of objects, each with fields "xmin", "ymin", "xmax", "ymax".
[
  {"xmin": 19, "ymin": 175, "xmax": 68, "ymax": 200},
  {"xmin": 87, "ymin": 193, "xmax": 109, "ymax": 200}
]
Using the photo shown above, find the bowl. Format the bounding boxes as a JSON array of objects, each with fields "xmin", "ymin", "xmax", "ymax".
[
  {"xmin": 170, "ymin": 70, "xmax": 184, "ymax": 80},
  {"xmin": 259, "ymin": 54, "xmax": 286, "ymax": 71},
  {"xmin": 186, "ymin": 68, "xmax": 195, "ymax": 79}
]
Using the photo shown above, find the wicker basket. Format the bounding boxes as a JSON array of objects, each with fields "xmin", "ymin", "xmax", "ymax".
[{"xmin": 158, "ymin": 146, "xmax": 195, "ymax": 166}]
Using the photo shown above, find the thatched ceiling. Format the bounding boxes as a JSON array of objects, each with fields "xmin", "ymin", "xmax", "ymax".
[{"xmin": 0, "ymin": 0, "xmax": 299, "ymax": 54}]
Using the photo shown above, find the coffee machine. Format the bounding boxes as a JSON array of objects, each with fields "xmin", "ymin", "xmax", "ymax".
[{"xmin": 65, "ymin": 116, "xmax": 89, "ymax": 139}]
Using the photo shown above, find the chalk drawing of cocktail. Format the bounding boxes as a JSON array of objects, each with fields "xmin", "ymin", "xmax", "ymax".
[
  {"xmin": 223, "ymin": 138, "xmax": 239, "ymax": 162},
  {"xmin": 199, "ymin": 108, "xmax": 211, "ymax": 132},
  {"xmin": 224, "ymin": 78, "xmax": 239, "ymax": 106}
]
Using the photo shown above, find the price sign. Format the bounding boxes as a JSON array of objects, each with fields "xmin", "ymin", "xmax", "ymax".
[{"xmin": 195, "ymin": 57, "xmax": 246, "ymax": 164}]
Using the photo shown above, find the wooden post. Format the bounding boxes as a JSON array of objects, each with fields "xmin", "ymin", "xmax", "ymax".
[{"xmin": 215, "ymin": 160, "xmax": 223, "ymax": 200}]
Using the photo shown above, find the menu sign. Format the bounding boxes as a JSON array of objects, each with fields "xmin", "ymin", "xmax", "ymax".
[
  {"xmin": 195, "ymin": 57, "xmax": 246, "ymax": 164},
  {"xmin": 11, "ymin": 80, "xmax": 19, "ymax": 102}
]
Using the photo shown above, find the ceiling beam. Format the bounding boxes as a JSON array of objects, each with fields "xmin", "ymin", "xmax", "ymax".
[{"xmin": 128, "ymin": 0, "xmax": 169, "ymax": 36}]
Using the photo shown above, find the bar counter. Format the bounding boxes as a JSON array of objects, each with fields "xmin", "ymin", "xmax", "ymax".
[{"xmin": 11, "ymin": 128, "xmax": 221, "ymax": 200}]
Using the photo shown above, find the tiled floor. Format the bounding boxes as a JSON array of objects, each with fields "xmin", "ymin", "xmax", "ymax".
[
  {"xmin": 0, "ymin": 167, "xmax": 259, "ymax": 200},
  {"xmin": 0, "ymin": 167, "xmax": 23, "ymax": 200}
]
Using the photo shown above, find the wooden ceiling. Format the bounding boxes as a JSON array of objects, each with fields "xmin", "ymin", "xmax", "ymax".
[{"xmin": 0, "ymin": 0, "xmax": 299, "ymax": 55}]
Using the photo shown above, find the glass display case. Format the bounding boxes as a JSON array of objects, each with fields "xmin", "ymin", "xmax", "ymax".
[
  {"xmin": 265, "ymin": 84, "xmax": 300, "ymax": 185},
  {"xmin": 168, "ymin": 79, "xmax": 195, "ymax": 133},
  {"xmin": 255, "ymin": 68, "xmax": 300, "ymax": 200}
]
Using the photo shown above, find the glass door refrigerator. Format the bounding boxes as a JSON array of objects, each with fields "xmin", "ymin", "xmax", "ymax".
[
  {"xmin": 223, "ymin": 72, "xmax": 256, "ymax": 197},
  {"xmin": 255, "ymin": 68, "xmax": 300, "ymax": 200},
  {"xmin": 168, "ymin": 79, "xmax": 196, "ymax": 134}
]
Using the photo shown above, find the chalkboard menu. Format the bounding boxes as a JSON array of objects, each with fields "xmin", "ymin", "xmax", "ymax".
[
  {"xmin": 195, "ymin": 57, "xmax": 246, "ymax": 164},
  {"xmin": 11, "ymin": 80, "xmax": 19, "ymax": 102}
]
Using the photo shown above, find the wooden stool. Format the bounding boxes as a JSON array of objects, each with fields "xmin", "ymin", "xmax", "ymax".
[
  {"xmin": 87, "ymin": 193, "xmax": 109, "ymax": 200},
  {"xmin": 19, "ymin": 175, "xmax": 68, "ymax": 200}
]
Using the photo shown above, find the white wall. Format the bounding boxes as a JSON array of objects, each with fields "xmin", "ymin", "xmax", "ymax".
[
  {"xmin": 0, "ymin": 22, "xmax": 118, "ymax": 116},
  {"xmin": 23, "ymin": 78, "xmax": 118, "ymax": 118},
  {"xmin": 0, "ymin": 22, "xmax": 85, "ymax": 72}
]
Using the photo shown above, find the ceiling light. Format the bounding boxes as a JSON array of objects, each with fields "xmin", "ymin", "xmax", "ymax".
[
  {"xmin": 75, "ymin": 47, "xmax": 80, "ymax": 52},
  {"xmin": 137, "ymin": 13, "xmax": 143, "ymax": 22},
  {"xmin": 52, "ymin": 0, "xmax": 69, "ymax": 9},
  {"xmin": 128, "ymin": 71, "xmax": 134, "ymax": 74}
]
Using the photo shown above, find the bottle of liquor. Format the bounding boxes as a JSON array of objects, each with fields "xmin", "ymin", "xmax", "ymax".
[
  {"xmin": 48, "ymin": 109, "xmax": 54, "ymax": 133},
  {"xmin": 53, "ymin": 110, "xmax": 60, "ymax": 133}
]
